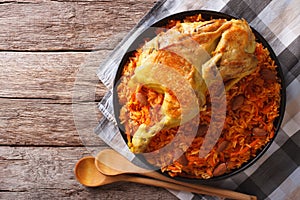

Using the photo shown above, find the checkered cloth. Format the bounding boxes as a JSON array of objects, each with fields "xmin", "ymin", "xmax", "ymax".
[{"xmin": 95, "ymin": 0, "xmax": 300, "ymax": 199}]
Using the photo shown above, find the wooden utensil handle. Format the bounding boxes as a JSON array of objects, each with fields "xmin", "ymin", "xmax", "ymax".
[
  {"xmin": 121, "ymin": 175, "xmax": 256, "ymax": 200},
  {"xmin": 142, "ymin": 171, "xmax": 256, "ymax": 200},
  {"xmin": 123, "ymin": 175, "xmax": 216, "ymax": 196}
]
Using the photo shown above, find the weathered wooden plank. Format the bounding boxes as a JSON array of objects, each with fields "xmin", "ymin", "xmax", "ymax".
[
  {"xmin": 0, "ymin": 98, "xmax": 105, "ymax": 146},
  {"xmin": 0, "ymin": 146, "xmax": 176, "ymax": 200},
  {"xmin": 0, "ymin": 188, "xmax": 177, "ymax": 200},
  {"xmin": 0, "ymin": 51, "xmax": 119, "ymax": 146},
  {"xmin": 0, "ymin": 51, "xmax": 109, "ymax": 101},
  {"xmin": 0, "ymin": 0, "xmax": 156, "ymax": 51}
]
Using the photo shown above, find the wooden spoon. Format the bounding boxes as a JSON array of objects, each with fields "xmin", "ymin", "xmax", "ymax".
[
  {"xmin": 74, "ymin": 156, "xmax": 233, "ymax": 194},
  {"xmin": 95, "ymin": 149, "xmax": 257, "ymax": 200},
  {"xmin": 75, "ymin": 156, "xmax": 110, "ymax": 187}
]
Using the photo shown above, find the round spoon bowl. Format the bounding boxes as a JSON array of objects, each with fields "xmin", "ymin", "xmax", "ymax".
[
  {"xmin": 75, "ymin": 156, "xmax": 112, "ymax": 187},
  {"xmin": 94, "ymin": 149, "xmax": 150, "ymax": 175}
]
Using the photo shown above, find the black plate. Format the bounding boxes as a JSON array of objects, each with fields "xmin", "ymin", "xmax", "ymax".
[{"xmin": 112, "ymin": 10, "xmax": 286, "ymax": 183}]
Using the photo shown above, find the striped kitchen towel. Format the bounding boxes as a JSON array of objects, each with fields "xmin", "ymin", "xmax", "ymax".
[{"xmin": 95, "ymin": 0, "xmax": 300, "ymax": 199}]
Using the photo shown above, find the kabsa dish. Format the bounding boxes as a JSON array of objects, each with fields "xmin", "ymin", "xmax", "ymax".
[{"xmin": 115, "ymin": 12, "xmax": 283, "ymax": 180}]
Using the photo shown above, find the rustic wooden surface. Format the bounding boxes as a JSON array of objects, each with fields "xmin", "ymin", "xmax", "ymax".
[{"xmin": 0, "ymin": 0, "xmax": 178, "ymax": 199}]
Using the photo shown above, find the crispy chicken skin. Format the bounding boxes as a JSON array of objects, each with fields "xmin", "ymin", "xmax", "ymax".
[
  {"xmin": 212, "ymin": 19, "xmax": 257, "ymax": 90},
  {"xmin": 127, "ymin": 18, "xmax": 258, "ymax": 153}
]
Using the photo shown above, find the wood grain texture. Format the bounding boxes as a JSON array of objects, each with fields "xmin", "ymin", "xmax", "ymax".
[
  {"xmin": 0, "ymin": 51, "xmax": 109, "ymax": 101},
  {"xmin": 0, "ymin": 0, "xmax": 178, "ymax": 199},
  {"xmin": 0, "ymin": 0, "xmax": 156, "ymax": 51},
  {"xmin": 0, "ymin": 98, "xmax": 104, "ymax": 146},
  {"xmin": 0, "ymin": 147, "xmax": 176, "ymax": 200},
  {"xmin": 1, "ymin": 51, "xmax": 109, "ymax": 146}
]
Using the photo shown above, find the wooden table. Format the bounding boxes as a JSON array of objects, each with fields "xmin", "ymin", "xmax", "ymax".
[{"xmin": 0, "ymin": 1, "xmax": 177, "ymax": 199}]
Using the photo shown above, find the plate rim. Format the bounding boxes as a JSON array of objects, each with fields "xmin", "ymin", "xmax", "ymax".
[{"xmin": 112, "ymin": 9, "xmax": 286, "ymax": 183}]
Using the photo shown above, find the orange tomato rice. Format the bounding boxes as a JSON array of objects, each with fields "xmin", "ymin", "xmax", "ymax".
[{"xmin": 117, "ymin": 15, "xmax": 281, "ymax": 179}]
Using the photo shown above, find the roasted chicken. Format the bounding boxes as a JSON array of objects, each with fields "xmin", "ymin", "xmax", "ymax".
[{"xmin": 126, "ymin": 18, "xmax": 258, "ymax": 153}]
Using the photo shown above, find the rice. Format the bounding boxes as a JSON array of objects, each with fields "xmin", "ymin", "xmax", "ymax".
[{"xmin": 116, "ymin": 15, "xmax": 281, "ymax": 179}]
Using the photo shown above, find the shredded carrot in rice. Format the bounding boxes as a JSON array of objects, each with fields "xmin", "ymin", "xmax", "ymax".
[{"xmin": 117, "ymin": 14, "xmax": 281, "ymax": 179}]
